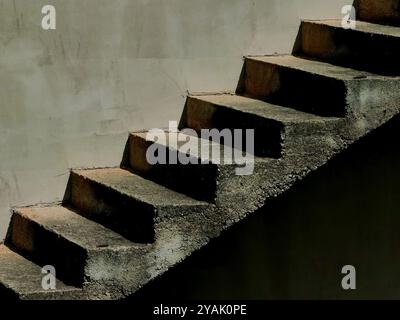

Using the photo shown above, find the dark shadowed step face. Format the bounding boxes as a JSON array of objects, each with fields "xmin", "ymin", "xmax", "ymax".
[
  {"xmin": 132, "ymin": 114, "xmax": 400, "ymax": 300},
  {"xmin": 355, "ymin": 0, "xmax": 400, "ymax": 26}
]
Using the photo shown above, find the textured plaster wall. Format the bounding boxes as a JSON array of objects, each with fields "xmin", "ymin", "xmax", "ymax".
[{"xmin": 0, "ymin": 0, "xmax": 349, "ymax": 240}]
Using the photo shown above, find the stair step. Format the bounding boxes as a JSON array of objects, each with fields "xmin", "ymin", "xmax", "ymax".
[
  {"xmin": 296, "ymin": 19, "xmax": 400, "ymax": 75},
  {"xmin": 0, "ymin": 244, "xmax": 82, "ymax": 300},
  {"xmin": 355, "ymin": 0, "xmax": 400, "ymax": 26},
  {"xmin": 8, "ymin": 206, "xmax": 146, "ymax": 287},
  {"xmin": 67, "ymin": 168, "xmax": 210, "ymax": 240},
  {"xmin": 239, "ymin": 54, "xmax": 400, "ymax": 117},
  {"xmin": 181, "ymin": 94, "xmax": 341, "ymax": 157},
  {"xmin": 126, "ymin": 131, "xmax": 250, "ymax": 202}
]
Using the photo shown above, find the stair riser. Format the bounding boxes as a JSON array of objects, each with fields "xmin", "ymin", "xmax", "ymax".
[
  {"xmin": 238, "ymin": 58, "xmax": 347, "ymax": 117},
  {"xmin": 67, "ymin": 172, "xmax": 155, "ymax": 243},
  {"xmin": 181, "ymin": 96, "xmax": 283, "ymax": 158},
  {"xmin": 19, "ymin": 291, "xmax": 87, "ymax": 300},
  {"xmin": 296, "ymin": 21, "xmax": 400, "ymax": 75},
  {"xmin": 0, "ymin": 283, "xmax": 19, "ymax": 300},
  {"xmin": 8, "ymin": 212, "xmax": 87, "ymax": 286},
  {"xmin": 355, "ymin": 0, "xmax": 400, "ymax": 26},
  {"xmin": 345, "ymin": 78, "xmax": 400, "ymax": 121},
  {"xmin": 126, "ymin": 134, "xmax": 220, "ymax": 202}
]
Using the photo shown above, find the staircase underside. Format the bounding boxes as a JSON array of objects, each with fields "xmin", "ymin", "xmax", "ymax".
[{"xmin": 2, "ymin": 1, "xmax": 400, "ymax": 299}]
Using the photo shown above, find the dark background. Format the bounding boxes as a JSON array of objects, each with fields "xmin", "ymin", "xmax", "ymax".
[{"xmin": 131, "ymin": 114, "xmax": 400, "ymax": 300}]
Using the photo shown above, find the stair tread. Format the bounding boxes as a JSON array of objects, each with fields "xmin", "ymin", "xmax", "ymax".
[
  {"xmin": 189, "ymin": 94, "xmax": 341, "ymax": 124},
  {"xmin": 132, "ymin": 131, "xmax": 242, "ymax": 163},
  {"xmin": 15, "ymin": 206, "xmax": 143, "ymax": 250},
  {"xmin": 308, "ymin": 19, "xmax": 400, "ymax": 38},
  {"xmin": 0, "ymin": 244, "xmax": 80, "ymax": 295},
  {"xmin": 248, "ymin": 54, "xmax": 380, "ymax": 80},
  {"xmin": 73, "ymin": 167, "xmax": 209, "ymax": 207}
]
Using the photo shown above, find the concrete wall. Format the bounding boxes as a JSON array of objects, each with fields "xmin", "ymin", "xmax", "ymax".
[{"xmin": 0, "ymin": 0, "xmax": 349, "ymax": 241}]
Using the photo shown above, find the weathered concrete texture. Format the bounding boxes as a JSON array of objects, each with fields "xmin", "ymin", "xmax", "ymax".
[
  {"xmin": 296, "ymin": 19, "xmax": 400, "ymax": 75},
  {"xmin": 9, "ymin": 206, "xmax": 147, "ymax": 288},
  {"xmin": 355, "ymin": 0, "xmax": 400, "ymax": 26},
  {"xmin": 126, "ymin": 131, "xmax": 238, "ymax": 202},
  {"xmin": 2, "ymin": 166, "xmax": 218, "ymax": 299},
  {"xmin": 6, "ymin": 203, "xmax": 218, "ymax": 299},
  {"xmin": 238, "ymin": 55, "xmax": 400, "ymax": 119},
  {"xmin": 2, "ymin": 2, "xmax": 400, "ymax": 300}
]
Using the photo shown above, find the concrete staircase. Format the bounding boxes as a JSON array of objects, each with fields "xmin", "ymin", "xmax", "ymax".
[{"xmin": 2, "ymin": 0, "xmax": 400, "ymax": 299}]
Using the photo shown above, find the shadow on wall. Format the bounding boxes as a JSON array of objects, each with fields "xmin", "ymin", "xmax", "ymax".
[{"xmin": 130, "ymin": 113, "xmax": 400, "ymax": 300}]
